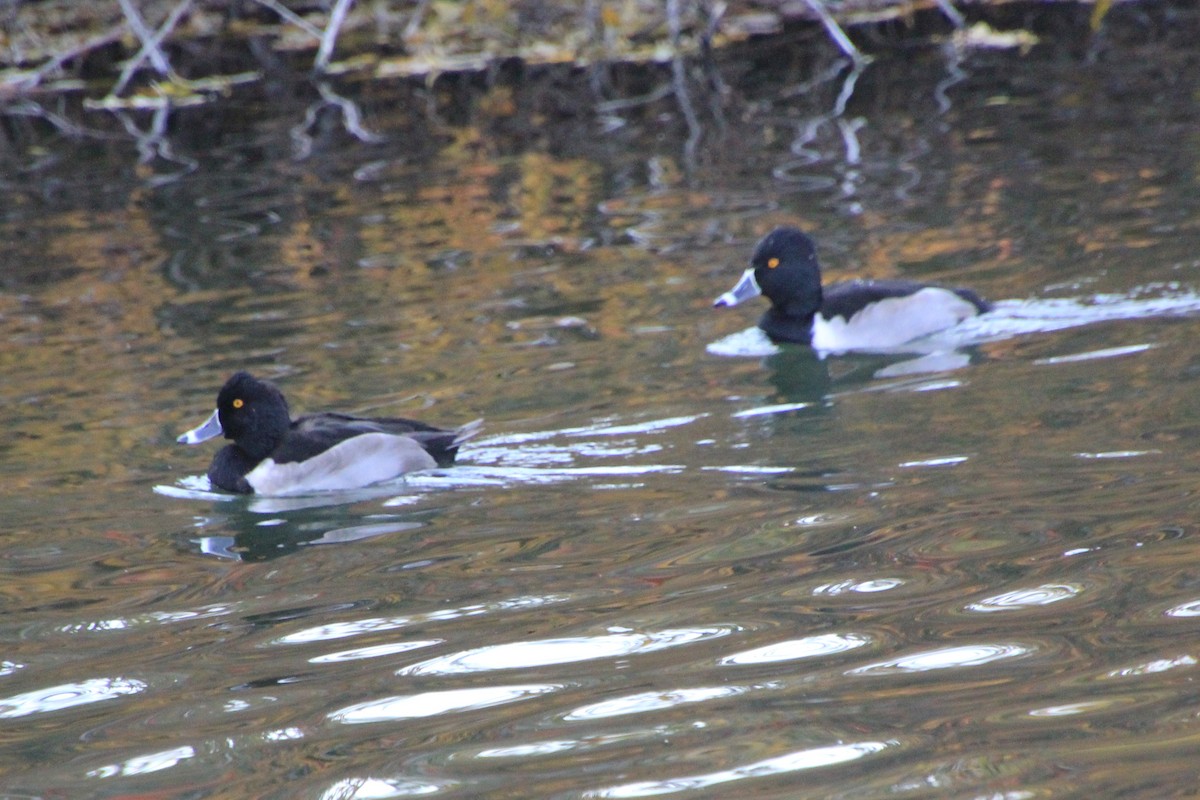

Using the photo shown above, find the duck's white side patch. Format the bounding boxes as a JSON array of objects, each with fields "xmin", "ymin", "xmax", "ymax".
[
  {"xmin": 246, "ymin": 433, "xmax": 438, "ymax": 496},
  {"xmin": 812, "ymin": 288, "xmax": 979, "ymax": 352}
]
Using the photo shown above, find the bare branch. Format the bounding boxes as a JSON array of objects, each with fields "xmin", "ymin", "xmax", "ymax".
[
  {"xmin": 803, "ymin": 0, "xmax": 869, "ymax": 67},
  {"xmin": 933, "ymin": 0, "xmax": 966, "ymax": 28},
  {"xmin": 315, "ymin": 0, "xmax": 357, "ymax": 73},
  {"xmin": 404, "ymin": 0, "xmax": 433, "ymax": 39},
  {"xmin": 254, "ymin": 0, "xmax": 324, "ymax": 40},
  {"xmin": 116, "ymin": 0, "xmax": 173, "ymax": 75},
  {"xmin": 113, "ymin": 0, "xmax": 194, "ymax": 96},
  {"xmin": 0, "ymin": 27, "xmax": 124, "ymax": 97}
]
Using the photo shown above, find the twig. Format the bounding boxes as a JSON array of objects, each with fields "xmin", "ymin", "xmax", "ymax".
[
  {"xmin": 0, "ymin": 27, "xmax": 124, "ymax": 96},
  {"xmin": 254, "ymin": 0, "xmax": 324, "ymax": 39},
  {"xmin": 404, "ymin": 0, "xmax": 432, "ymax": 39},
  {"xmin": 803, "ymin": 0, "xmax": 869, "ymax": 67},
  {"xmin": 116, "ymin": 0, "xmax": 173, "ymax": 75},
  {"xmin": 5, "ymin": 100, "xmax": 91, "ymax": 137},
  {"xmin": 595, "ymin": 83, "xmax": 674, "ymax": 113},
  {"xmin": 315, "ymin": 0, "xmax": 356, "ymax": 73},
  {"xmin": 933, "ymin": 0, "xmax": 966, "ymax": 28},
  {"xmin": 113, "ymin": 0, "xmax": 194, "ymax": 96}
]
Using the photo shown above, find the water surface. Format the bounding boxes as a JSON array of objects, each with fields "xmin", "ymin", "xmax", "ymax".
[{"xmin": 2, "ymin": 6, "xmax": 1200, "ymax": 798}]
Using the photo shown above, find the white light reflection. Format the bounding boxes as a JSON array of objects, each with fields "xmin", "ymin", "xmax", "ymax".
[
  {"xmin": 1166, "ymin": 599, "xmax": 1200, "ymax": 618},
  {"xmin": 461, "ymin": 414, "xmax": 704, "ymax": 471},
  {"xmin": 57, "ymin": 606, "xmax": 235, "ymax": 635},
  {"xmin": 813, "ymin": 578, "xmax": 902, "ymax": 596},
  {"xmin": 1074, "ymin": 450, "xmax": 1160, "ymax": 460},
  {"xmin": 965, "ymin": 584, "xmax": 1080, "ymax": 612},
  {"xmin": 396, "ymin": 627, "xmax": 732, "ymax": 676},
  {"xmin": 1035, "ymin": 343, "xmax": 1157, "ymax": 365},
  {"xmin": 330, "ymin": 684, "xmax": 558, "ymax": 724},
  {"xmin": 705, "ymin": 326, "xmax": 780, "ymax": 357},
  {"xmin": 898, "ymin": 455, "xmax": 969, "ymax": 468},
  {"xmin": 401, "ymin": 464, "xmax": 684, "ymax": 488},
  {"xmin": 848, "ymin": 643, "xmax": 1031, "ymax": 676},
  {"xmin": 264, "ymin": 727, "xmax": 304, "ymax": 741},
  {"xmin": 0, "ymin": 677, "xmax": 147, "ymax": 718},
  {"xmin": 310, "ymin": 640, "xmax": 442, "ymax": 664},
  {"xmin": 563, "ymin": 415, "xmax": 706, "ymax": 438},
  {"xmin": 276, "ymin": 594, "xmax": 570, "ymax": 646},
  {"xmin": 719, "ymin": 633, "xmax": 872, "ymax": 666},
  {"xmin": 87, "ymin": 745, "xmax": 195, "ymax": 778},
  {"xmin": 477, "ymin": 724, "xmax": 698, "ymax": 759},
  {"xmin": 320, "ymin": 776, "xmax": 444, "ymax": 798},
  {"xmin": 565, "ymin": 686, "xmax": 749, "ymax": 721},
  {"xmin": 731, "ymin": 402, "xmax": 813, "ymax": 419},
  {"xmin": 701, "ymin": 465, "xmax": 794, "ymax": 474},
  {"xmin": 1029, "ymin": 701, "xmax": 1112, "ymax": 717},
  {"xmin": 585, "ymin": 740, "xmax": 896, "ymax": 797},
  {"xmin": 1107, "ymin": 655, "xmax": 1197, "ymax": 678}
]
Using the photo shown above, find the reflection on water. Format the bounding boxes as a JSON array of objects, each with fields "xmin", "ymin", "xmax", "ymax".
[
  {"xmin": 587, "ymin": 740, "xmax": 899, "ymax": 798},
  {"xmin": 2, "ymin": 6, "xmax": 1200, "ymax": 799},
  {"xmin": 0, "ymin": 677, "xmax": 147, "ymax": 719},
  {"xmin": 330, "ymin": 684, "xmax": 562, "ymax": 724}
]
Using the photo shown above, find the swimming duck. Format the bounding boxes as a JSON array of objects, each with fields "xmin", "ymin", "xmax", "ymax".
[
  {"xmin": 714, "ymin": 227, "xmax": 991, "ymax": 351},
  {"xmin": 178, "ymin": 371, "xmax": 480, "ymax": 495}
]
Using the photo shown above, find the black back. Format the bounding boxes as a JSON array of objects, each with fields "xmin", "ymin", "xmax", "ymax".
[{"xmin": 278, "ymin": 413, "xmax": 462, "ymax": 466}]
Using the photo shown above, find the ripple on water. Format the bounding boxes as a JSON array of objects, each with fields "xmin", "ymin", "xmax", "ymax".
[
  {"xmin": 739, "ymin": 566, "xmax": 964, "ymax": 616},
  {"xmin": 272, "ymin": 593, "xmax": 572, "ymax": 646},
  {"xmin": 964, "ymin": 583, "xmax": 1084, "ymax": 613},
  {"xmin": 846, "ymin": 642, "xmax": 1037, "ymax": 677},
  {"xmin": 329, "ymin": 684, "xmax": 562, "ymax": 724},
  {"xmin": 583, "ymin": 739, "xmax": 900, "ymax": 797},
  {"xmin": 904, "ymin": 577, "xmax": 1110, "ymax": 631},
  {"xmin": 718, "ymin": 632, "xmax": 874, "ymax": 666},
  {"xmin": 0, "ymin": 676, "xmax": 147, "ymax": 719},
  {"xmin": 563, "ymin": 684, "xmax": 756, "ymax": 721},
  {"xmin": 396, "ymin": 626, "xmax": 736, "ymax": 676},
  {"xmin": 319, "ymin": 777, "xmax": 449, "ymax": 797}
]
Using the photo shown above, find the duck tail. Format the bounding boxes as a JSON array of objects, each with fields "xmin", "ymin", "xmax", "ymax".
[{"xmin": 452, "ymin": 418, "xmax": 484, "ymax": 447}]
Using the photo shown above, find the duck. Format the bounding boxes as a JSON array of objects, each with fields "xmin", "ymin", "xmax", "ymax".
[
  {"xmin": 177, "ymin": 371, "xmax": 481, "ymax": 495},
  {"xmin": 714, "ymin": 227, "xmax": 991, "ymax": 351}
]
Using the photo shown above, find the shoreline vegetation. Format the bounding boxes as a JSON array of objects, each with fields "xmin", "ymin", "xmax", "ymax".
[
  {"xmin": 0, "ymin": 0, "xmax": 1120, "ymax": 161},
  {"xmin": 2, "ymin": 0, "xmax": 1115, "ymax": 98}
]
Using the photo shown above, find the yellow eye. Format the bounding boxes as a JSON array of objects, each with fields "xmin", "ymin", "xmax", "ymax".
[
  {"xmin": 232, "ymin": 398, "xmax": 244, "ymax": 409},
  {"xmin": 767, "ymin": 257, "xmax": 780, "ymax": 269}
]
